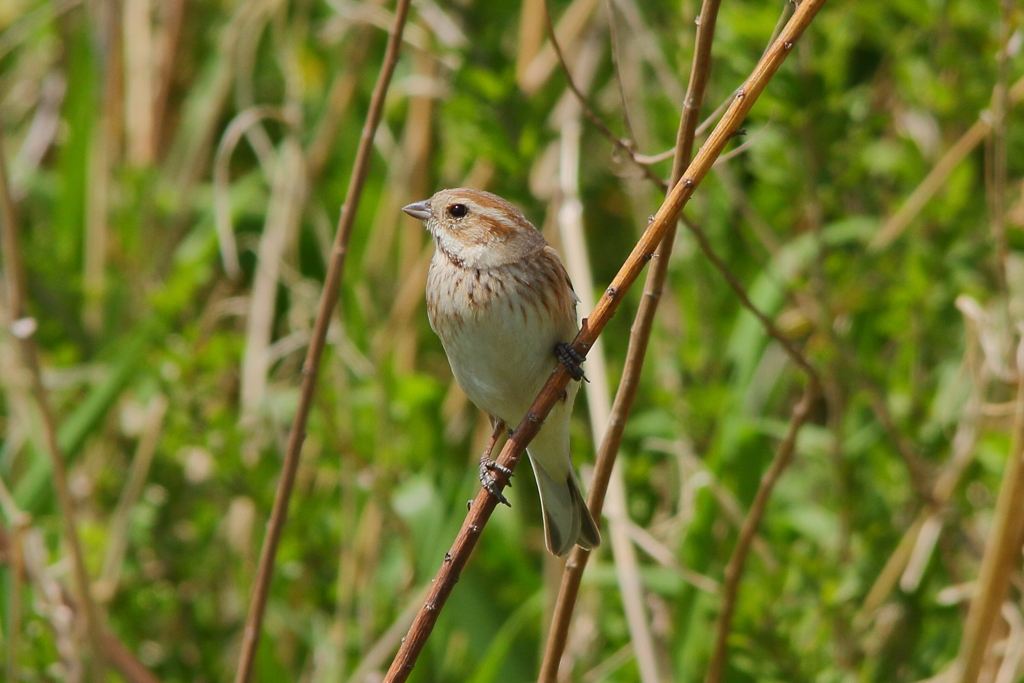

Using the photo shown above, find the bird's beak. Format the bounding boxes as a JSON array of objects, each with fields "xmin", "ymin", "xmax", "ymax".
[{"xmin": 402, "ymin": 200, "xmax": 432, "ymax": 221}]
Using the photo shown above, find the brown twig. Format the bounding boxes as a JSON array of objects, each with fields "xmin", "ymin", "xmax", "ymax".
[
  {"xmin": 555, "ymin": 90, "xmax": 660, "ymax": 679},
  {"xmin": 712, "ymin": 116, "xmax": 772, "ymax": 165},
  {"xmin": 863, "ymin": 382, "xmax": 933, "ymax": 501},
  {"xmin": 762, "ymin": 0, "xmax": 797, "ymax": 59},
  {"xmin": 704, "ymin": 386, "xmax": 816, "ymax": 683},
  {"xmin": 543, "ymin": 0, "xmax": 668, "ymax": 190},
  {"xmin": 954, "ymin": 336, "xmax": 1024, "ymax": 683},
  {"xmin": 384, "ymin": 1, "xmax": 828, "ymax": 679},
  {"xmin": 631, "ymin": 90, "xmax": 744, "ymax": 165},
  {"xmin": 604, "ymin": 0, "xmax": 639, "ymax": 146},
  {"xmin": 681, "ymin": 211, "xmax": 820, "ymax": 385},
  {"xmin": 0, "ymin": 109, "xmax": 107, "ymax": 678},
  {"xmin": 539, "ymin": 0, "xmax": 722, "ymax": 676},
  {"xmin": 231, "ymin": 1, "xmax": 412, "ymax": 681},
  {"xmin": 102, "ymin": 633, "xmax": 163, "ymax": 683}
]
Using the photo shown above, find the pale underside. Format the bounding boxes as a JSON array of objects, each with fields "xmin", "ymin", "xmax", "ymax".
[
  {"xmin": 422, "ymin": 196, "xmax": 599, "ymax": 555},
  {"xmin": 426, "ymin": 249, "xmax": 581, "ymax": 479}
]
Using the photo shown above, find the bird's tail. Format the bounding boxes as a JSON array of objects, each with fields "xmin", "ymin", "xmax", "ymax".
[{"xmin": 530, "ymin": 453, "xmax": 601, "ymax": 557}]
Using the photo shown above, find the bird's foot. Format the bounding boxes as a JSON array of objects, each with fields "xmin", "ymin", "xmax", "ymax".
[
  {"xmin": 555, "ymin": 342, "xmax": 587, "ymax": 382},
  {"xmin": 479, "ymin": 456, "xmax": 512, "ymax": 507}
]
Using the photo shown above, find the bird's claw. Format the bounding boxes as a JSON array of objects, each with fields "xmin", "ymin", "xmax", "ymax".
[
  {"xmin": 479, "ymin": 456, "xmax": 512, "ymax": 507},
  {"xmin": 555, "ymin": 342, "xmax": 587, "ymax": 382},
  {"xmin": 482, "ymin": 457, "xmax": 513, "ymax": 477}
]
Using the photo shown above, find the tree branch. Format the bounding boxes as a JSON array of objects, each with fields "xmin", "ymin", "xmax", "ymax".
[
  {"xmin": 703, "ymin": 386, "xmax": 815, "ymax": 683},
  {"xmin": 384, "ymin": 1, "xmax": 829, "ymax": 679},
  {"xmin": 679, "ymin": 212, "xmax": 820, "ymax": 385},
  {"xmin": 231, "ymin": 1, "xmax": 412, "ymax": 681},
  {"xmin": 544, "ymin": 0, "xmax": 668, "ymax": 190},
  {"xmin": 539, "ymin": 0, "xmax": 722, "ymax": 676}
]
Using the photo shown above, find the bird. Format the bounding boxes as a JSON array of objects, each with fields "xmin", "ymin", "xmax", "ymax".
[{"xmin": 403, "ymin": 188, "xmax": 601, "ymax": 556}]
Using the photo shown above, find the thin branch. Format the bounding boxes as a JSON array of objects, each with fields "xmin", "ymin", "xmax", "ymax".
[
  {"xmin": 540, "ymin": 0, "xmax": 722, "ymax": 676},
  {"xmin": 632, "ymin": 147, "xmax": 677, "ymax": 165},
  {"xmin": 632, "ymin": 89, "xmax": 744, "ymax": 166},
  {"xmin": 704, "ymin": 386, "xmax": 816, "ymax": 683},
  {"xmin": 556, "ymin": 108, "xmax": 660, "ymax": 680},
  {"xmin": 0, "ymin": 107, "xmax": 107, "ymax": 678},
  {"xmin": 762, "ymin": 0, "xmax": 796, "ymax": 59},
  {"xmin": 681, "ymin": 213, "xmax": 820, "ymax": 385},
  {"xmin": 864, "ymin": 382, "xmax": 933, "ymax": 500},
  {"xmin": 231, "ymin": 1, "xmax": 412, "ymax": 681},
  {"xmin": 384, "ymin": 1, "xmax": 829, "ymax": 679},
  {"xmin": 712, "ymin": 115, "xmax": 773, "ymax": 165},
  {"xmin": 604, "ymin": 0, "xmax": 639, "ymax": 144},
  {"xmin": 544, "ymin": 0, "xmax": 668, "ymax": 190},
  {"xmin": 101, "ymin": 633, "xmax": 163, "ymax": 683},
  {"xmin": 696, "ymin": 90, "xmax": 737, "ymax": 137}
]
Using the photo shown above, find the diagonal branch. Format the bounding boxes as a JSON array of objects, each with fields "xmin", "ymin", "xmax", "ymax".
[
  {"xmin": 704, "ymin": 385, "xmax": 816, "ymax": 683},
  {"xmin": 539, "ymin": 0, "xmax": 722, "ymax": 677},
  {"xmin": 383, "ymin": 1, "xmax": 829, "ymax": 679},
  {"xmin": 544, "ymin": 0, "xmax": 668, "ymax": 190},
  {"xmin": 680, "ymin": 212, "xmax": 820, "ymax": 385},
  {"xmin": 231, "ymin": 1, "xmax": 413, "ymax": 681}
]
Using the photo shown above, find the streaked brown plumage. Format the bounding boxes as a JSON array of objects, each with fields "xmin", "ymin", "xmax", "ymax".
[{"xmin": 403, "ymin": 188, "xmax": 601, "ymax": 556}]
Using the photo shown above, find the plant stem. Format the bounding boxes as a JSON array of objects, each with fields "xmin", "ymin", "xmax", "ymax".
[
  {"xmin": 231, "ymin": 1, "xmax": 412, "ymax": 681},
  {"xmin": 539, "ymin": 0, "xmax": 722, "ymax": 677},
  {"xmin": 384, "ymin": 1, "xmax": 829, "ymax": 678}
]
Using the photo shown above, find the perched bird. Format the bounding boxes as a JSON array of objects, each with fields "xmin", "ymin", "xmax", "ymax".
[{"xmin": 403, "ymin": 188, "xmax": 601, "ymax": 556}]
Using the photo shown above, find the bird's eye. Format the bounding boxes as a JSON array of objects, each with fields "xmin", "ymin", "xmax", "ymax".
[{"xmin": 448, "ymin": 204, "xmax": 468, "ymax": 218}]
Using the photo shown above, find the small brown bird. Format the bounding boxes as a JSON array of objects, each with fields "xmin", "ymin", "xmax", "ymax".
[{"xmin": 403, "ymin": 188, "xmax": 601, "ymax": 556}]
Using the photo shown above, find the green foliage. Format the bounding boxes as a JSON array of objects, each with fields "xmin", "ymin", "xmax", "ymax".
[{"xmin": 1, "ymin": 0, "xmax": 1023, "ymax": 681}]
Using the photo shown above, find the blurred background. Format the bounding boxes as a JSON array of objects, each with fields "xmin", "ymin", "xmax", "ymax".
[{"xmin": 1, "ymin": 0, "xmax": 1023, "ymax": 681}]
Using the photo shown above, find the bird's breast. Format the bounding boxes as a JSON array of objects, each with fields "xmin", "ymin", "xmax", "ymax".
[{"xmin": 425, "ymin": 254, "xmax": 577, "ymax": 423}]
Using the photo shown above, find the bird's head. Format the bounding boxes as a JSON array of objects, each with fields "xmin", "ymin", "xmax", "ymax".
[{"xmin": 403, "ymin": 188, "xmax": 545, "ymax": 269}]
